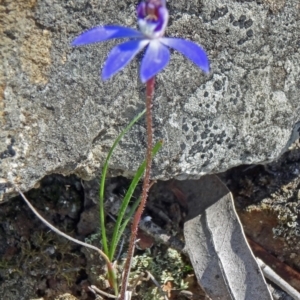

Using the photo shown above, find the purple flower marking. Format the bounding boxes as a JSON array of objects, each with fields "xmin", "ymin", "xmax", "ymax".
[{"xmin": 72, "ymin": 0, "xmax": 209, "ymax": 83}]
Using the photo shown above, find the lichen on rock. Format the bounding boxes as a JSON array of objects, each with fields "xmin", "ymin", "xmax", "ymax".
[{"xmin": 1, "ymin": 0, "xmax": 300, "ymax": 201}]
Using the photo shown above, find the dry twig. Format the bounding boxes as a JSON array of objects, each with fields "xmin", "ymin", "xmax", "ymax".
[
  {"xmin": 257, "ymin": 258, "xmax": 300, "ymax": 299},
  {"xmin": 89, "ymin": 285, "xmax": 117, "ymax": 299}
]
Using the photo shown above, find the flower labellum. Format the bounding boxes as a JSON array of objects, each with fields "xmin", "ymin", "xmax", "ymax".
[
  {"xmin": 137, "ymin": 0, "xmax": 169, "ymax": 38},
  {"xmin": 72, "ymin": 0, "xmax": 209, "ymax": 83}
]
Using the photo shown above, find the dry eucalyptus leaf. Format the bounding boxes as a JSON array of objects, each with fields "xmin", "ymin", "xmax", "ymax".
[{"xmin": 179, "ymin": 175, "xmax": 273, "ymax": 300}]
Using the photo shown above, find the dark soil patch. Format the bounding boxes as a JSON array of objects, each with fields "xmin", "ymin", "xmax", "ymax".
[{"xmin": 1, "ymin": 143, "xmax": 300, "ymax": 299}]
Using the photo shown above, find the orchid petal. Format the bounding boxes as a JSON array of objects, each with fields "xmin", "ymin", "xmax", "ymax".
[
  {"xmin": 72, "ymin": 25, "xmax": 143, "ymax": 46},
  {"xmin": 140, "ymin": 40, "xmax": 170, "ymax": 83},
  {"xmin": 102, "ymin": 39, "xmax": 149, "ymax": 80},
  {"xmin": 160, "ymin": 38, "xmax": 209, "ymax": 73}
]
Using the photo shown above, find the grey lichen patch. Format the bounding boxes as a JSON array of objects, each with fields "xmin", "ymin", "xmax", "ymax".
[
  {"xmin": 210, "ymin": 6, "xmax": 229, "ymax": 20},
  {"xmin": 130, "ymin": 247, "xmax": 191, "ymax": 299},
  {"xmin": 261, "ymin": 172, "xmax": 300, "ymax": 244},
  {"xmin": 20, "ymin": 29, "xmax": 52, "ymax": 84},
  {"xmin": 0, "ymin": 136, "xmax": 16, "ymax": 159}
]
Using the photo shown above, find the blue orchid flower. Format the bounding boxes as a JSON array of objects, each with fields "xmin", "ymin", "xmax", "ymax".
[{"xmin": 72, "ymin": 0, "xmax": 209, "ymax": 83}]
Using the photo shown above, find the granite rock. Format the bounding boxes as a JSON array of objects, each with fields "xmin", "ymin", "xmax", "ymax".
[{"xmin": 1, "ymin": 0, "xmax": 300, "ymax": 200}]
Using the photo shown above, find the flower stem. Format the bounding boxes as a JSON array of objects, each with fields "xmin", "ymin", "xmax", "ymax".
[{"xmin": 120, "ymin": 77, "xmax": 155, "ymax": 299}]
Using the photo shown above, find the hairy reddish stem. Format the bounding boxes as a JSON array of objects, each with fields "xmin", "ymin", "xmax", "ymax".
[{"xmin": 120, "ymin": 77, "xmax": 155, "ymax": 299}]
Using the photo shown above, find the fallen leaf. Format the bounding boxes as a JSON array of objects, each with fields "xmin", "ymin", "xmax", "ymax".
[{"xmin": 177, "ymin": 175, "xmax": 273, "ymax": 300}]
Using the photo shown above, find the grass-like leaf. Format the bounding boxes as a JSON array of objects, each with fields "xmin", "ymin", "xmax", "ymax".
[
  {"xmin": 109, "ymin": 140, "xmax": 163, "ymax": 260},
  {"xmin": 99, "ymin": 109, "xmax": 146, "ymax": 257}
]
